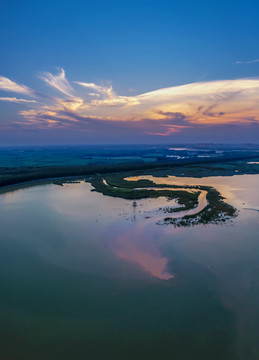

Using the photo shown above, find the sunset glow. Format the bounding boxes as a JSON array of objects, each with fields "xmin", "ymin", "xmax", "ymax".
[{"xmin": 1, "ymin": 69, "xmax": 259, "ymax": 141}]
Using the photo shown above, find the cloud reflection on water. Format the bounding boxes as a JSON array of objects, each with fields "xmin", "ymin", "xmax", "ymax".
[{"xmin": 112, "ymin": 222, "xmax": 174, "ymax": 280}]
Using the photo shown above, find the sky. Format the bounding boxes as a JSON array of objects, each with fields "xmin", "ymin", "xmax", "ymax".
[{"xmin": 1, "ymin": 0, "xmax": 259, "ymax": 145}]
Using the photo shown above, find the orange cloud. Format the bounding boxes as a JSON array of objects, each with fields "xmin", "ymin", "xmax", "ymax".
[{"xmin": 1, "ymin": 68, "xmax": 259, "ymax": 135}]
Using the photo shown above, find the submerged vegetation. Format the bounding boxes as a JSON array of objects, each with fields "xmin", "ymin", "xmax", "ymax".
[
  {"xmin": 162, "ymin": 187, "xmax": 237, "ymax": 227},
  {"xmin": 90, "ymin": 173, "xmax": 238, "ymax": 227}
]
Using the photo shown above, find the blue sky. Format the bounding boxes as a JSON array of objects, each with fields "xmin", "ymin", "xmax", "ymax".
[{"xmin": 1, "ymin": 0, "xmax": 259, "ymax": 144}]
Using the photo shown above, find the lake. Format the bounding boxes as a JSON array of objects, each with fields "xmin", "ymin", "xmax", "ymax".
[{"xmin": 0, "ymin": 174, "xmax": 259, "ymax": 360}]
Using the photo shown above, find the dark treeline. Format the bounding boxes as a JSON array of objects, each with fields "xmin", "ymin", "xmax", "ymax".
[{"xmin": 1, "ymin": 153, "xmax": 259, "ymax": 189}]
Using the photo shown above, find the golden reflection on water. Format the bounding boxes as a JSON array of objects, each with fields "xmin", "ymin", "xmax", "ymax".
[{"xmin": 126, "ymin": 174, "xmax": 242, "ymax": 206}]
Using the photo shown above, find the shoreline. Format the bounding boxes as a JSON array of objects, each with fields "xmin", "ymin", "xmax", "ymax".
[
  {"xmin": 0, "ymin": 175, "xmax": 89, "ymax": 195},
  {"xmin": 1, "ymin": 154, "xmax": 259, "ymax": 195},
  {"xmin": 90, "ymin": 173, "xmax": 238, "ymax": 227}
]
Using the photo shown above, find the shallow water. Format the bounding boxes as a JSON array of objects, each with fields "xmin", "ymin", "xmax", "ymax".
[{"xmin": 0, "ymin": 175, "xmax": 259, "ymax": 359}]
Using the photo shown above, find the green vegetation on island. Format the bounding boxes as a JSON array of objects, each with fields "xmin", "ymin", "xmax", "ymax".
[
  {"xmin": 90, "ymin": 173, "xmax": 238, "ymax": 227},
  {"xmin": 162, "ymin": 186, "xmax": 237, "ymax": 227}
]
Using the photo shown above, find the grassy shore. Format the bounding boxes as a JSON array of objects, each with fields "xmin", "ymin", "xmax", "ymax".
[
  {"xmin": 90, "ymin": 173, "xmax": 238, "ymax": 227},
  {"xmin": 90, "ymin": 175, "xmax": 201, "ymax": 212},
  {"xmin": 162, "ymin": 186, "xmax": 237, "ymax": 227},
  {"xmin": 0, "ymin": 157, "xmax": 253, "ymax": 226}
]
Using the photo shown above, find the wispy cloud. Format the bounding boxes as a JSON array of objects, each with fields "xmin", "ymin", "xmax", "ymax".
[
  {"xmin": 146, "ymin": 125, "xmax": 190, "ymax": 136},
  {"xmin": 0, "ymin": 76, "xmax": 35, "ymax": 96},
  {"xmin": 0, "ymin": 97, "xmax": 37, "ymax": 103},
  {"xmin": 75, "ymin": 81, "xmax": 114, "ymax": 98},
  {"xmin": 1, "ymin": 68, "xmax": 259, "ymax": 136},
  {"xmin": 40, "ymin": 68, "xmax": 75, "ymax": 97},
  {"xmin": 75, "ymin": 81, "xmax": 139, "ymax": 107},
  {"xmin": 234, "ymin": 59, "xmax": 259, "ymax": 64}
]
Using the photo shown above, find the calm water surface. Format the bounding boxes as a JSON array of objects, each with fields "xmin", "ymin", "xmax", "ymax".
[{"xmin": 0, "ymin": 175, "xmax": 259, "ymax": 360}]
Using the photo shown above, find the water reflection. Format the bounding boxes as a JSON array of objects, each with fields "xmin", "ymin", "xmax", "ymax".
[
  {"xmin": 1, "ymin": 176, "xmax": 259, "ymax": 358},
  {"xmin": 112, "ymin": 221, "xmax": 174, "ymax": 280}
]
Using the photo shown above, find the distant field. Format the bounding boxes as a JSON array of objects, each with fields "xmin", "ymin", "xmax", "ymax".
[{"xmin": 1, "ymin": 144, "xmax": 259, "ymax": 189}]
